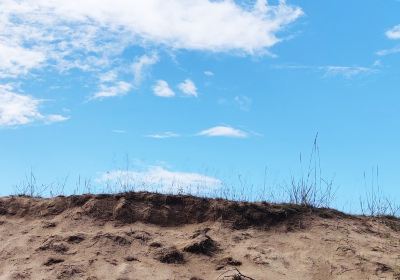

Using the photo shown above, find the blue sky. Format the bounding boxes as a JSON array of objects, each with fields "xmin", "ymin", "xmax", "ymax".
[{"xmin": 0, "ymin": 0, "xmax": 400, "ymax": 210}]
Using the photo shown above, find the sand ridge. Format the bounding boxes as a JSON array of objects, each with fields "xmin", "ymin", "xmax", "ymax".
[{"xmin": 0, "ymin": 192, "xmax": 399, "ymax": 279}]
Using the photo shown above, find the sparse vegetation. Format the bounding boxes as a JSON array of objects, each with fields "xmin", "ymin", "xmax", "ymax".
[
  {"xmin": 285, "ymin": 133, "xmax": 336, "ymax": 208},
  {"xmin": 10, "ymin": 136, "xmax": 399, "ymax": 219},
  {"xmin": 359, "ymin": 167, "xmax": 400, "ymax": 217},
  {"xmin": 14, "ymin": 169, "xmax": 49, "ymax": 198},
  {"xmin": 217, "ymin": 268, "xmax": 255, "ymax": 280}
]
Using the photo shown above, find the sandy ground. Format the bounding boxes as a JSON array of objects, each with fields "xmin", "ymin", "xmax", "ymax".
[{"xmin": 0, "ymin": 193, "xmax": 399, "ymax": 280}]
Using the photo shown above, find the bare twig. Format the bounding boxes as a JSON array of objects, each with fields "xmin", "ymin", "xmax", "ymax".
[{"xmin": 217, "ymin": 268, "xmax": 256, "ymax": 280}]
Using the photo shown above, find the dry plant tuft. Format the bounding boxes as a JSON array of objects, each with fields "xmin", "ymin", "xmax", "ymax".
[
  {"xmin": 359, "ymin": 166, "xmax": 400, "ymax": 217},
  {"xmin": 14, "ymin": 169, "xmax": 48, "ymax": 197},
  {"xmin": 285, "ymin": 133, "xmax": 336, "ymax": 208},
  {"xmin": 217, "ymin": 268, "xmax": 255, "ymax": 280}
]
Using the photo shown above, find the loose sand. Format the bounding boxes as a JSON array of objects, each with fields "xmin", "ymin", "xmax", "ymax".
[{"xmin": 0, "ymin": 192, "xmax": 399, "ymax": 279}]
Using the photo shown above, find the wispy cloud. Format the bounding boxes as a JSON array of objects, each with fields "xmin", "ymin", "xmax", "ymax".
[
  {"xmin": 178, "ymin": 79, "xmax": 198, "ymax": 97},
  {"xmin": 386, "ymin": 24, "xmax": 400, "ymax": 40},
  {"xmin": 145, "ymin": 132, "xmax": 180, "ymax": 139},
  {"xmin": 375, "ymin": 24, "xmax": 400, "ymax": 57},
  {"xmin": 99, "ymin": 71, "xmax": 118, "ymax": 83},
  {"xmin": 323, "ymin": 66, "xmax": 376, "ymax": 79},
  {"xmin": 112, "ymin": 129, "xmax": 127, "ymax": 134},
  {"xmin": 0, "ymin": 0, "xmax": 303, "ymax": 111},
  {"xmin": 91, "ymin": 53, "xmax": 158, "ymax": 100},
  {"xmin": 0, "ymin": 84, "xmax": 68, "ymax": 127},
  {"xmin": 0, "ymin": 0, "xmax": 303, "ymax": 80},
  {"xmin": 0, "ymin": 0, "xmax": 304, "ymax": 126},
  {"xmin": 0, "ymin": 43, "xmax": 45, "ymax": 78},
  {"xmin": 204, "ymin": 71, "xmax": 214, "ymax": 76},
  {"xmin": 132, "ymin": 53, "xmax": 159, "ymax": 86},
  {"xmin": 274, "ymin": 64, "xmax": 377, "ymax": 78},
  {"xmin": 33, "ymin": 0, "xmax": 300, "ymax": 54},
  {"xmin": 376, "ymin": 46, "xmax": 400, "ymax": 56},
  {"xmin": 198, "ymin": 126, "xmax": 248, "ymax": 138},
  {"xmin": 44, "ymin": 114, "xmax": 69, "ymax": 124},
  {"xmin": 234, "ymin": 95, "xmax": 252, "ymax": 111},
  {"xmin": 152, "ymin": 80, "xmax": 175, "ymax": 98},
  {"xmin": 144, "ymin": 127, "xmax": 253, "ymax": 139},
  {"xmin": 92, "ymin": 80, "xmax": 132, "ymax": 100},
  {"xmin": 96, "ymin": 166, "xmax": 222, "ymax": 194}
]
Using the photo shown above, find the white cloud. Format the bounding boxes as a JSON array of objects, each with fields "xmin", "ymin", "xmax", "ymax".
[
  {"xmin": 376, "ymin": 25, "xmax": 400, "ymax": 56},
  {"xmin": 0, "ymin": 0, "xmax": 303, "ymax": 78},
  {"xmin": 198, "ymin": 126, "xmax": 248, "ymax": 138},
  {"xmin": 153, "ymin": 80, "xmax": 175, "ymax": 98},
  {"xmin": 44, "ymin": 114, "xmax": 69, "ymax": 124},
  {"xmin": 234, "ymin": 95, "xmax": 252, "ymax": 111},
  {"xmin": 323, "ymin": 66, "xmax": 375, "ymax": 78},
  {"xmin": 97, "ymin": 166, "xmax": 222, "ymax": 194},
  {"xmin": 376, "ymin": 46, "xmax": 400, "ymax": 56},
  {"xmin": 386, "ymin": 24, "xmax": 400, "ymax": 40},
  {"xmin": 0, "ymin": 4, "xmax": 118, "ymax": 76},
  {"xmin": 99, "ymin": 71, "xmax": 118, "ymax": 83},
  {"xmin": 112, "ymin": 129, "xmax": 127, "ymax": 134},
  {"xmin": 0, "ymin": 90, "xmax": 41, "ymax": 126},
  {"xmin": 92, "ymin": 80, "xmax": 132, "ymax": 100},
  {"xmin": 0, "ymin": 41, "xmax": 45, "ymax": 78},
  {"xmin": 204, "ymin": 71, "xmax": 214, "ymax": 76},
  {"xmin": 0, "ymin": 85, "xmax": 68, "ymax": 127},
  {"xmin": 178, "ymin": 79, "xmax": 198, "ymax": 97},
  {"xmin": 132, "ymin": 53, "xmax": 159, "ymax": 86},
  {"xmin": 274, "ymin": 64, "xmax": 376, "ymax": 78},
  {"xmin": 145, "ymin": 132, "xmax": 180, "ymax": 139},
  {"xmin": 372, "ymin": 60, "xmax": 382, "ymax": 67},
  {"xmin": 0, "ymin": 0, "xmax": 302, "ymax": 105}
]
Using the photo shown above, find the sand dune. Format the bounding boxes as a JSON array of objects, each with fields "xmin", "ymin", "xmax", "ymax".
[{"xmin": 0, "ymin": 192, "xmax": 399, "ymax": 279}]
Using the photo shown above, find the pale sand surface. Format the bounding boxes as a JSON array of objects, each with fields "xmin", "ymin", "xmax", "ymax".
[{"xmin": 0, "ymin": 193, "xmax": 399, "ymax": 280}]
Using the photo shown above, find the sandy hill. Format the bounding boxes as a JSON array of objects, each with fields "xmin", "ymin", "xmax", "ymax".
[{"xmin": 0, "ymin": 192, "xmax": 399, "ymax": 280}]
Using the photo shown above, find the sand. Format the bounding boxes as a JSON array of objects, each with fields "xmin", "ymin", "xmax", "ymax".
[{"xmin": 0, "ymin": 192, "xmax": 399, "ymax": 279}]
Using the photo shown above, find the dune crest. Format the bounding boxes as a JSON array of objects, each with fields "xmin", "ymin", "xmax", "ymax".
[{"xmin": 0, "ymin": 192, "xmax": 399, "ymax": 279}]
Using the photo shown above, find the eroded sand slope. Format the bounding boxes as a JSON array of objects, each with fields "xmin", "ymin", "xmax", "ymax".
[{"xmin": 0, "ymin": 192, "xmax": 399, "ymax": 279}]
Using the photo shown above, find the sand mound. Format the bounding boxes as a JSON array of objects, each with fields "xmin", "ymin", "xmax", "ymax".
[
  {"xmin": 0, "ymin": 192, "xmax": 399, "ymax": 279},
  {"xmin": 0, "ymin": 192, "xmax": 316, "ymax": 229}
]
